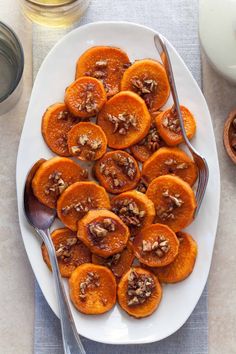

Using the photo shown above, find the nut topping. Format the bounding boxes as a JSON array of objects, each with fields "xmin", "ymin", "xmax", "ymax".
[
  {"xmin": 88, "ymin": 218, "xmax": 116, "ymax": 240},
  {"xmin": 71, "ymin": 134, "xmax": 102, "ymax": 159},
  {"xmin": 55, "ymin": 237, "xmax": 77, "ymax": 261},
  {"xmin": 127, "ymin": 270, "xmax": 155, "ymax": 306},
  {"xmin": 107, "ymin": 112, "xmax": 137, "ymax": 135},
  {"xmin": 95, "ymin": 60, "xmax": 108, "ymax": 68},
  {"xmin": 79, "ymin": 272, "xmax": 100, "ymax": 300},
  {"xmin": 77, "ymin": 88, "xmax": 98, "ymax": 114},
  {"xmin": 142, "ymin": 236, "xmax": 170, "ymax": 258},
  {"xmin": 162, "ymin": 107, "xmax": 181, "ymax": 133},
  {"xmin": 57, "ymin": 110, "xmax": 69, "ymax": 120},
  {"xmin": 79, "ymin": 134, "xmax": 89, "ymax": 146},
  {"xmin": 113, "ymin": 153, "xmax": 137, "ymax": 180},
  {"xmin": 61, "ymin": 197, "xmax": 93, "ymax": 215},
  {"xmin": 164, "ymin": 158, "xmax": 188, "ymax": 170},
  {"xmin": 112, "ymin": 198, "xmax": 146, "ymax": 228},
  {"xmin": 44, "ymin": 171, "xmax": 68, "ymax": 196},
  {"xmin": 156, "ymin": 189, "xmax": 184, "ymax": 220},
  {"xmin": 131, "ymin": 77, "xmax": 157, "ymax": 96},
  {"xmin": 71, "ymin": 146, "xmax": 81, "ymax": 154},
  {"xmin": 138, "ymin": 124, "xmax": 163, "ymax": 152}
]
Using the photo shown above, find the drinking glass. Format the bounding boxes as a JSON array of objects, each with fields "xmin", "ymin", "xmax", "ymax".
[
  {"xmin": 0, "ymin": 22, "xmax": 24, "ymax": 115},
  {"xmin": 19, "ymin": 0, "xmax": 91, "ymax": 27},
  {"xmin": 199, "ymin": 0, "xmax": 236, "ymax": 83}
]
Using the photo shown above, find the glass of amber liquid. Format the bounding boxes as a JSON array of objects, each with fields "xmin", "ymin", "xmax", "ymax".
[{"xmin": 20, "ymin": 0, "xmax": 90, "ymax": 27}]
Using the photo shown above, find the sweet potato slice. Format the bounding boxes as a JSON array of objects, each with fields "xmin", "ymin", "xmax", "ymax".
[
  {"xmin": 142, "ymin": 146, "xmax": 198, "ymax": 186},
  {"xmin": 75, "ymin": 46, "xmax": 130, "ymax": 97},
  {"xmin": 65, "ymin": 77, "xmax": 106, "ymax": 118},
  {"xmin": 67, "ymin": 122, "xmax": 107, "ymax": 161},
  {"xmin": 32, "ymin": 157, "xmax": 87, "ymax": 209},
  {"xmin": 77, "ymin": 209, "xmax": 130, "ymax": 257},
  {"xmin": 94, "ymin": 150, "xmax": 141, "ymax": 194},
  {"xmin": 69, "ymin": 263, "xmax": 116, "ymax": 315},
  {"xmin": 132, "ymin": 223, "xmax": 179, "ymax": 267},
  {"xmin": 117, "ymin": 267, "xmax": 162, "ymax": 318},
  {"xmin": 92, "ymin": 242, "xmax": 134, "ymax": 279},
  {"xmin": 146, "ymin": 175, "xmax": 197, "ymax": 232},
  {"xmin": 57, "ymin": 181, "xmax": 111, "ymax": 231},
  {"xmin": 41, "ymin": 103, "xmax": 80, "ymax": 157},
  {"xmin": 120, "ymin": 59, "xmax": 170, "ymax": 111},
  {"xmin": 130, "ymin": 121, "xmax": 166, "ymax": 162},
  {"xmin": 111, "ymin": 190, "xmax": 155, "ymax": 237},
  {"xmin": 97, "ymin": 91, "xmax": 151, "ymax": 149},
  {"xmin": 149, "ymin": 231, "xmax": 198, "ymax": 283},
  {"xmin": 41, "ymin": 228, "xmax": 91, "ymax": 278},
  {"xmin": 155, "ymin": 105, "xmax": 196, "ymax": 146}
]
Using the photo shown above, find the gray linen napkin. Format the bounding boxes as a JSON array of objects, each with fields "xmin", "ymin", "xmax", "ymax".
[{"xmin": 34, "ymin": 1, "xmax": 207, "ymax": 353}]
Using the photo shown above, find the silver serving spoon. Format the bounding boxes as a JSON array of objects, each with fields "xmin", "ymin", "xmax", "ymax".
[{"xmin": 24, "ymin": 159, "xmax": 86, "ymax": 354}]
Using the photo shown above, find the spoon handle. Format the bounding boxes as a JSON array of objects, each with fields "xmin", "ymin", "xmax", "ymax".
[{"xmin": 36, "ymin": 228, "xmax": 86, "ymax": 354}]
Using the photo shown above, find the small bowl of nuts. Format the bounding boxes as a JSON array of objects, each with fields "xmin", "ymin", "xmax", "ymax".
[{"xmin": 223, "ymin": 109, "xmax": 236, "ymax": 164}]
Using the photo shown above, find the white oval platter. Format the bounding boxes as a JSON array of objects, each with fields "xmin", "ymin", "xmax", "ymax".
[{"xmin": 16, "ymin": 21, "xmax": 220, "ymax": 344}]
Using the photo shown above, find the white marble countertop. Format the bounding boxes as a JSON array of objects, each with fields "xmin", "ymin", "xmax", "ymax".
[{"xmin": 0, "ymin": 1, "xmax": 236, "ymax": 353}]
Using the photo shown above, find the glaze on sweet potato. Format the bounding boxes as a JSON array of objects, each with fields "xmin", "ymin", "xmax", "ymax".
[
  {"xmin": 149, "ymin": 231, "xmax": 197, "ymax": 283},
  {"xmin": 146, "ymin": 175, "xmax": 197, "ymax": 232},
  {"xmin": 65, "ymin": 77, "xmax": 106, "ymax": 118},
  {"xmin": 41, "ymin": 103, "xmax": 79, "ymax": 156},
  {"xmin": 32, "ymin": 157, "xmax": 86, "ymax": 209},
  {"xmin": 75, "ymin": 46, "xmax": 130, "ymax": 97},
  {"xmin": 67, "ymin": 122, "xmax": 107, "ymax": 161},
  {"xmin": 121, "ymin": 59, "xmax": 170, "ymax": 111},
  {"xmin": 117, "ymin": 267, "xmax": 162, "ymax": 318},
  {"xmin": 142, "ymin": 146, "xmax": 198, "ymax": 186},
  {"xmin": 111, "ymin": 190, "xmax": 155, "ymax": 237},
  {"xmin": 77, "ymin": 209, "xmax": 130, "ymax": 257},
  {"xmin": 69, "ymin": 263, "xmax": 116, "ymax": 314},
  {"xmin": 132, "ymin": 223, "xmax": 179, "ymax": 267},
  {"xmin": 41, "ymin": 228, "xmax": 91, "ymax": 278},
  {"xmin": 92, "ymin": 242, "xmax": 134, "ymax": 279},
  {"xmin": 155, "ymin": 105, "xmax": 196, "ymax": 146},
  {"xmin": 94, "ymin": 150, "xmax": 141, "ymax": 194},
  {"xmin": 97, "ymin": 91, "xmax": 151, "ymax": 149},
  {"xmin": 57, "ymin": 181, "xmax": 111, "ymax": 231}
]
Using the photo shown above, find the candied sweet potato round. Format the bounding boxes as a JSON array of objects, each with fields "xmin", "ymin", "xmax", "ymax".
[
  {"xmin": 130, "ymin": 121, "xmax": 166, "ymax": 162},
  {"xmin": 120, "ymin": 59, "xmax": 170, "ymax": 111},
  {"xmin": 92, "ymin": 242, "xmax": 134, "ymax": 279},
  {"xmin": 149, "ymin": 231, "xmax": 198, "ymax": 283},
  {"xmin": 97, "ymin": 91, "xmax": 151, "ymax": 149},
  {"xmin": 142, "ymin": 146, "xmax": 198, "ymax": 186},
  {"xmin": 155, "ymin": 105, "xmax": 196, "ymax": 146},
  {"xmin": 94, "ymin": 150, "xmax": 141, "ymax": 194},
  {"xmin": 75, "ymin": 46, "xmax": 130, "ymax": 97},
  {"xmin": 41, "ymin": 103, "xmax": 80, "ymax": 157},
  {"xmin": 32, "ymin": 157, "xmax": 86, "ymax": 209},
  {"xmin": 65, "ymin": 77, "xmax": 106, "ymax": 118},
  {"xmin": 132, "ymin": 223, "xmax": 179, "ymax": 267},
  {"xmin": 77, "ymin": 209, "xmax": 130, "ymax": 258},
  {"xmin": 111, "ymin": 190, "xmax": 155, "ymax": 237},
  {"xmin": 57, "ymin": 181, "xmax": 111, "ymax": 231},
  {"xmin": 41, "ymin": 228, "xmax": 91, "ymax": 278},
  {"xmin": 69, "ymin": 263, "xmax": 116, "ymax": 315},
  {"xmin": 146, "ymin": 175, "xmax": 197, "ymax": 232},
  {"xmin": 117, "ymin": 267, "xmax": 162, "ymax": 318},
  {"xmin": 67, "ymin": 122, "xmax": 107, "ymax": 161}
]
